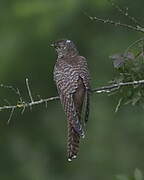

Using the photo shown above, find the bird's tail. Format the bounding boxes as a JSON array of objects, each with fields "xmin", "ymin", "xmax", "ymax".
[{"xmin": 67, "ymin": 121, "xmax": 80, "ymax": 161}]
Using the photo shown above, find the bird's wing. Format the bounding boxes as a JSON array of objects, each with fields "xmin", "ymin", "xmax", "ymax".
[
  {"xmin": 78, "ymin": 56, "xmax": 90, "ymax": 123},
  {"xmin": 73, "ymin": 76, "xmax": 88, "ymax": 128},
  {"xmin": 79, "ymin": 89, "xmax": 90, "ymax": 124}
]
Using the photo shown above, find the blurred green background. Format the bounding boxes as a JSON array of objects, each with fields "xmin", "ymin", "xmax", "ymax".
[{"xmin": 0, "ymin": 0, "xmax": 144, "ymax": 179}]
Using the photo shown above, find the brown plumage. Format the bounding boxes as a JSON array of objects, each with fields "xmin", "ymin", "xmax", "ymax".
[{"xmin": 52, "ymin": 39, "xmax": 90, "ymax": 161}]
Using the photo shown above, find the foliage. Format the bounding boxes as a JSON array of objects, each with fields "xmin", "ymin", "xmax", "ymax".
[{"xmin": 110, "ymin": 39, "xmax": 144, "ymax": 111}]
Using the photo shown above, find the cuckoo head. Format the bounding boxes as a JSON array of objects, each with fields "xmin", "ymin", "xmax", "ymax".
[{"xmin": 51, "ymin": 39, "xmax": 79, "ymax": 58}]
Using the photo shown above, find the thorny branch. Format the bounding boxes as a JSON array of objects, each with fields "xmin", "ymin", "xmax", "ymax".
[{"xmin": 1, "ymin": 78, "xmax": 144, "ymax": 123}]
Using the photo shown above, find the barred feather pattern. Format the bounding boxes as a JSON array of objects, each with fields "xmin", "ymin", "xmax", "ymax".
[
  {"xmin": 67, "ymin": 121, "xmax": 80, "ymax": 161},
  {"xmin": 60, "ymin": 93, "xmax": 84, "ymax": 161},
  {"xmin": 54, "ymin": 55, "xmax": 90, "ymax": 161}
]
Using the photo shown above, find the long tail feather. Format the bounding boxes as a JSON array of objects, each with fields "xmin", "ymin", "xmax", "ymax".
[{"xmin": 67, "ymin": 121, "xmax": 80, "ymax": 161}]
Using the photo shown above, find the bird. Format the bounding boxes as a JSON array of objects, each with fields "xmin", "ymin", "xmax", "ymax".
[{"xmin": 52, "ymin": 39, "xmax": 90, "ymax": 161}]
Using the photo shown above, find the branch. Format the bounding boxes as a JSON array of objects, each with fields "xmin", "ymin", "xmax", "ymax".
[
  {"xmin": 82, "ymin": 8, "xmax": 144, "ymax": 34},
  {"xmin": 0, "ymin": 96, "xmax": 59, "ymax": 111},
  {"xmin": 91, "ymin": 79, "xmax": 144, "ymax": 93},
  {"xmin": 1, "ymin": 79, "xmax": 144, "ymax": 114},
  {"xmin": 88, "ymin": 16, "xmax": 144, "ymax": 33},
  {"xmin": 83, "ymin": 1, "xmax": 144, "ymax": 33}
]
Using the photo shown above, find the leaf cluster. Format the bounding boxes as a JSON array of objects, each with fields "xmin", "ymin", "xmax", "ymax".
[{"xmin": 110, "ymin": 40, "xmax": 144, "ymax": 110}]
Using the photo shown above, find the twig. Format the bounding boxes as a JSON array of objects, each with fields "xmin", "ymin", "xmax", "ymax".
[
  {"xmin": 1, "ymin": 79, "xmax": 144, "ymax": 113},
  {"xmin": 108, "ymin": 0, "xmax": 142, "ymax": 27},
  {"xmin": 88, "ymin": 15, "xmax": 144, "ymax": 33},
  {"xmin": 0, "ymin": 83, "xmax": 23, "ymax": 105},
  {"xmin": 83, "ymin": 3, "xmax": 144, "ymax": 33},
  {"xmin": 26, "ymin": 78, "xmax": 34, "ymax": 103},
  {"xmin": 91, "ymin": 79, "xmax": 144, "ymax": 93},
  {"xmin": 0, "ymin": 84, "xmax": 19, "ymax": 95},
  {"xmin": 16, "ymin": 88, "xmax": 23, "ymax": 104},
  {"xmin": 0, "ymin": 96, "xmax": 59, "ymax": 111},
  {"xmin": 7, "ymin": 107, "xmax": 15, "ymax": 124},
  {"xmin": 115, "ymin": 98, "xmax": 123, "ymax": 113},
  {"xmin": 21, "ymin": 105, "xmax": 26, "ymax": 115}
]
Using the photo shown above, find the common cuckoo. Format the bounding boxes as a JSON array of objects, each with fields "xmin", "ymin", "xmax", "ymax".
[{"xmin": 52, "ymin": 39, "xmax": 90, "ymax": 161}]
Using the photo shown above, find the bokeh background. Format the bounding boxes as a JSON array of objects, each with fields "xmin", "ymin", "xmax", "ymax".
[{"xmin": 0, "ymin": 0, "xmax": 144, "ymax": 179}]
